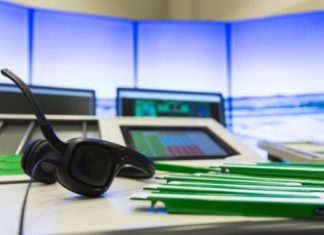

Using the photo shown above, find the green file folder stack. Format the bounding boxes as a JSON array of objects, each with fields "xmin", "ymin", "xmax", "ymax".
[
  {"xmin": 131, "ymin": 162, "xmax": 324, "ymax": 219},
  {"xmin": 0, "ymin": 154, "xmax": 24, "ymax": 175}
]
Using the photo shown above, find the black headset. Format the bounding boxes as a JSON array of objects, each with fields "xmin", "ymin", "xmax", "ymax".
[{"xmin": 1, "ymin": 68, "xmax": 155, "ymax": 197}]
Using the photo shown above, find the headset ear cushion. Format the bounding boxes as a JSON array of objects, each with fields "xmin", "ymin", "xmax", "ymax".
[{"xmin": 22, "ymin": 139, "xmax": 57, "ymax": 184}]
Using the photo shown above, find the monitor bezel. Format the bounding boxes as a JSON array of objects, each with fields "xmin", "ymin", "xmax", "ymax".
[
  {"xmin": 116, "ymin": 87, "xmax": 226, "ymax": 126},
  {"xmin": 120, "ymin": 125, "xmax": 237, "ymax": 160}
]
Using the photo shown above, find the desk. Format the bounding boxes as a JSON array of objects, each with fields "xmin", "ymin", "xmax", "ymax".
[
  {"xmin": 1, "ymin": 115, "xmax": 323, "ymax": 234},
  {"xmin": 1, "ymin": 175, "xmax": 286, "ymax": 235}
]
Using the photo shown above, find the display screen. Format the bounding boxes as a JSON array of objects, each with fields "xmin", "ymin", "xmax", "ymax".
[
  {"xmin": 131, "ymin": 100, "xmax": 212, "ymax": 117},
  {"xmin": 121, "ymin": 126, "xmax": 236, "ymax": 160},
  {"xmin": 33, "ymin": 10, "xmax": 135, "ymax": 98},
  {"xmin": 117, "ymin": 88, "xmax": 225, "ymax": 126},
  {"xmin": 137, "ymin": 21, "xmax": 228, "ymax": 96},
  {"xmin": 0, "ymin": 84, "xmax": 95, "ymax": 115}
]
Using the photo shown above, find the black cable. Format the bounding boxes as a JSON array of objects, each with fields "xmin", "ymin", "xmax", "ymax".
[
  {"xmin": 18, "ymin": 160, "xmax": 44, "ymax": 235},
  {"xmin": 0, "ymin": 68, "xmax": 67, "ymax": 153},
  {"xmin": 0, "ymin": 68, "xmax": 47, "ymax": 125}
]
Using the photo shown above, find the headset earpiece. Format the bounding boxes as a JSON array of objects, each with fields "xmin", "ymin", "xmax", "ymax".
[
  {"xmin": 53, "ymin": 138, "xmax": 155, "ymax": 196},
  {"xmin": 22, "ymin": 139, "xmax": 57, "ymax": 184}
]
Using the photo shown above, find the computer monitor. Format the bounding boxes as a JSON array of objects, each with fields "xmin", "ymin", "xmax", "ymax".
[
  {"xmin": 116, "ymin": 88, "xmax": 226, "ymax": 126},
  {"xmin": 0, "ymin": 84, "xmax": 96, "ymax": 115}
]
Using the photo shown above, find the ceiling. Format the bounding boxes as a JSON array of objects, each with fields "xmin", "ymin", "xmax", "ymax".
[{"xmin": 5, "ymin": 0, "xmax": 324, "ymax": 21}]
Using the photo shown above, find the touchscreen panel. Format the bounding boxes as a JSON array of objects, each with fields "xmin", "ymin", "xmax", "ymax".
[{"xmin": 121, "ymin": 126, "xmax": 236, "ymax": 160}]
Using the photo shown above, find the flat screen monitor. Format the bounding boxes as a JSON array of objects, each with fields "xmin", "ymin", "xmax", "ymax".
[
  {"xmin": 121, "ymin": 126, "xmax": 237, "ymax": 160},
  {"xmin": 0, "ymin": 84, "xmax": 95, "ymax": 115},
  {"xmin": 116, "ymin": 88, "xmax": 226, "ymax": 126}
]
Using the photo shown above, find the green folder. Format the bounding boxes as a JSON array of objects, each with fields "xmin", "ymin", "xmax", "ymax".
[
  {"xmin": 166, "ymin": 181, "xmax": 324, "ymax": 192},
  {"xmin": 157, "ymin": 175, "xmax": 303, "ymax": 187},
  {"xmin": 193, "ymin": 172, "xmax": 324, "ymax": 186},
  {"xmin": 154, "ymin": 162, "xmax": 216, "ymax": 173},
  {"xmin": 220, "ymin": 163, "xmax": 324, "ymax": 179},
  {"xmin": 0, "ymin": 154, "xmax": 24, "ymax": 175},
  {"xmin": 132, "ymin": 162, "xmax": 324, "ymax": 219},
  {"xmin": 131, "ymin": 192, "xmax": 324, "ymax": 219},
  {"xmin": 257, "ymin": 162, "xmax": 324, "ymax": 168},
  {"xmin": 144, "ymin": 184, "xmax": 321, "ymax": 198}
]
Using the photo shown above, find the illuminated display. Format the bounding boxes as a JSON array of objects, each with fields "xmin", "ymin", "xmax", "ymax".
[
  {"xmin": 230, "ymin": 12, "xmax": 324, "ymax": 141},
  {"xmin": 121, "ymin": 127, "xmax": 234, "ymax": 160},
  {"xmin": 0, "ymin": 2, "xmax": 29, "ymax": 83},
  {"xmin": 232, "ymin": 12, "xmax": 324, "ymax": 97},
  {"xmin": 1, "ymin": 0, "xmax": 324, "ymax": 141},
  {"xmin": 134, "ymin": 100, "xmax": 211, "ymax": 117},
  {"xmin": 137, "ymin": 21, "xmax": 228, "ymax": 96},
  {"xmin": 32, "ymin": 10, "xmax": 135, "ymax": 98},
  {"xmin": 117, "ymin": 88, "xmax": 225, "ymax": 125}
]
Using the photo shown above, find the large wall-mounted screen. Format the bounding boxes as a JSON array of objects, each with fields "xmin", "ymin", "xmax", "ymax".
[
  {"xmin": 137, "ymin": 21, "xmax": 228, "ymax": 96},
  {"xmin": 231, "ymin": 12, "xmax": 324, "ymax": 142},
  {"xmin": 0, "ymin": 2, "xmax": 29, "ymax": 83},
  {"xmin": 32, "ymin": 10, "xmax": 135, "ymax": 98}
]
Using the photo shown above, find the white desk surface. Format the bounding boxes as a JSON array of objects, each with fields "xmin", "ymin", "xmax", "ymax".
[
  {"xmin": 0, "ymin": 116, "xmax": 279, "ymax": 234},
  {"xmin": 1, "ymin": 173, "xmax": 282, "ymax": 235}
]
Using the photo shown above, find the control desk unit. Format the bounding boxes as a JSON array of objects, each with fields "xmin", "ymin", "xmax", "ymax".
[{"xmin": 0, "ymin": 115, "xmax": 294, "ymax": 235}]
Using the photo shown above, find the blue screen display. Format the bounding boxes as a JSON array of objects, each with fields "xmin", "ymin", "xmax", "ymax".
[
  {"xmin": 127, "ymin": 128, "xmax": 231, "ymax": 159},
  {"xmin": 32, "ymin": 10, "xmax": 135, "ymax": 98},
  {"xmin": 232, "ymin": 12, "xmax": 324, "ymax": 97},
  {"xmin": 1, "ymin": 0, "xmax": 324, "ymax": 144},
  {"xmin": 137, "ymin": 21, "xmax": 229, "ymax": 96},
  {"xmin": 231, "ymin": 12, "xmax": 324, "ymax": 142},
  {"xmin": 0, "ymin": 2, "xmax": 29, "ymax": 83}
]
